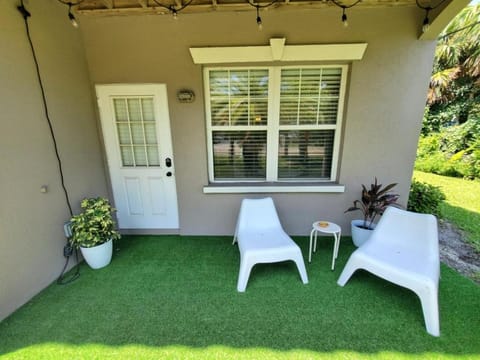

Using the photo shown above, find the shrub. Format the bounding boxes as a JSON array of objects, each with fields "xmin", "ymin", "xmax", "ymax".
[
  {"xmin": 407, "ymin": 179, "xmax": 446, "ymax": 215},
  {"xmin": 415, "ymin": 119, "xmax": 480, "ymax": 180}
]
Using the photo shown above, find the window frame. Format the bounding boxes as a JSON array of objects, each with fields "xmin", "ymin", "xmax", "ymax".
[{"xmin": 204, "ymin": 64, "xmax": 348, "ymax": 184}]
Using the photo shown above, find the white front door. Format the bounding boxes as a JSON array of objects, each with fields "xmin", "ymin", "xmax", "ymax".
[{"xmin": 96, "ymin": 84, "xmax": 179, "ymax": 229}]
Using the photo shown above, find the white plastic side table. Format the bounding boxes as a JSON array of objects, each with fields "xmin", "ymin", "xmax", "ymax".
[{"xmin": 309, "ymin": 221, "xmax": 342, "ymax": 270}]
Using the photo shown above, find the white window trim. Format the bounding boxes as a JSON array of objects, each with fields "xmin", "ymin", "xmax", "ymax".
[
  {"xmin": 190, "ymin": 38, "xmax": 367, "ymax": 64},
  {"xmin": 203, "ymin": 184, "xmax": 345, "ymax": 194},
  {"xmin": 204, "ymin": 65, "xmax": 348, "ymax": 184}
]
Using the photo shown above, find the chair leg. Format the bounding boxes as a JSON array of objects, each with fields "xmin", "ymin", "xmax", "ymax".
[
  {"xmin": 237, "ymin": 256, "xmax": 254, "ymax": 292},
  {"xmin": 417, "ymin": 285, "xmax": 440, "ymax": 336},
  {"xmin": 309, "ymin": 228, "xmax": 315, "ymax": 263},
  {"xmin": 331, "ymin": 231, "xmax": 341, "ymax": 271},
  {"xmin": 293, "ymin": 252, "xmax": 309, "ymax": 284},
  {"xmin": 337, "ymin": 253, "xmax": 359, "ymax": 286}
]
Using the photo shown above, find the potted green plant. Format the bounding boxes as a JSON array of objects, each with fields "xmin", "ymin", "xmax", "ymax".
[
  {"xmin": 69, "ymin": 197, "xmax": 121, "ymax": 269},
  {"xmin": 345, "ymin": 178, "xmax": 400, "ymax": 247}
]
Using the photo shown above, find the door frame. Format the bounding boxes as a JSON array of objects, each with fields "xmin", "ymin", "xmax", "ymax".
[{"xmin": 95, "ymin": 83, "xmax": 179, "ymax": 232}]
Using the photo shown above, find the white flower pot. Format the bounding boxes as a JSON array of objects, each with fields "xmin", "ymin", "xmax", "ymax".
[
  {"xmin": 80, "ymin": 239, "xmax": 113, "ymax": 269},
  {"xmin": 351, "ymin": 220, "xmax": 376, "ymax": 247}
]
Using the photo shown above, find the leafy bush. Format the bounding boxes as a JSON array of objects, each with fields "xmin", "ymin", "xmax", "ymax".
[
  {"xmin": 70, "ymin": 197, "xmax": 121, "ymax": 248},
  {"xmin": 415, "ymin": 118, "xmax": 480, "ymax": 180},
  {"xmin": 407, "ymin": 179, "xmax": 446, "ymax": 215}
]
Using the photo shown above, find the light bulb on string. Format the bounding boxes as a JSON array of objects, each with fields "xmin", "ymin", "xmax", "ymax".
[
  {"xmin": 256, "ymin": 6, "xmax": 263, "ymax": 31},
  {"xmin": 341, "ymin": 7, "xmax": 348, "ymax": 27},
  {"xmin": 68, "ymin": 3, "xmax": 78, "ymax": 27},
  {"xmin": 422, "ymin": 8, "xmax": 430, "ymax": 32}
]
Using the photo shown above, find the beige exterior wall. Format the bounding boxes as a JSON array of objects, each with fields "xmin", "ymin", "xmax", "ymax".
[
  {"xmin": 0, "ymin": 1, "xmax": 108, "ymax": 321},
  {"xmin": 80, "ymin": 6, "xmax": 436, "ymax": 236}
]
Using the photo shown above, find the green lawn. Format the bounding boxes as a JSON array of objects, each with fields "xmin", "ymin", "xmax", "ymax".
[
  {"xmin": 1, "ymin": 236, "xmax": 479, "ymax": 359},
  {"xmin": 413, "ymin": 171, "xmax": 480, "ymax": 251}
]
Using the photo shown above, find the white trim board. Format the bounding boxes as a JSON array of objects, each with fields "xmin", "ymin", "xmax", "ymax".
[
  {"xmin": 190, "ymin": 39, "xmax": 368, "ymax": 64},
  {"xmin": 203, "ymin": 185, "xmax": 346, "ymax": 194}
]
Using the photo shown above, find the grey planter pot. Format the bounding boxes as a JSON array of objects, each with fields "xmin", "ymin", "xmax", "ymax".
[{"xmin": 351, "ymin": 220, "xmax": 376, "ymax": 247}]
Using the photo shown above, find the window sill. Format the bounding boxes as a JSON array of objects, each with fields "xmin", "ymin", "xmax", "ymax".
[{"xmin": 203, "ymin": 182, "xmax": 345, "ymax": 194}]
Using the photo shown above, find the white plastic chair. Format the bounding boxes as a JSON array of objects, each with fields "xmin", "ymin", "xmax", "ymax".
[
  {"xmin": 337, "ymin": 206, "xmax": 440, "ymax": 336},
  {"xmin": 233, "ymin": 197, "xmax": 308, "ymax": 292}
]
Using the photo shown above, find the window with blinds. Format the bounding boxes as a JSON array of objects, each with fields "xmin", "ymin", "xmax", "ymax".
[
  {"xmin": 205, "ymin": 65, "xmax": 346, "ymax": 182},
  {"xmin": 113, "ymin": 97, "xmax": 160, "ymax": 167}
]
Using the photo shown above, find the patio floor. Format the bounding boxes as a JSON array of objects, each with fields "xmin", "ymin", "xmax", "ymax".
[{"xmin": 0, "ymin": 235, "xmax": 479, "ymax": 359}]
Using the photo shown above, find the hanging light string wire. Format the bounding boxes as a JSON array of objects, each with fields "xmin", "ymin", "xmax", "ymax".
[
  {"xmin": 245, "ymin": 0, "xmax": 279, "ymax": 29},
  {"xmin": 17, "ymin": 0, "xmax": 80, "ymax": 284},
  {"xmin": 152, "ymin": 0, "xmax": 194, "ymax": 17},
  {"xmin": 415, "ymin": 0, "xmax": 449, "ymax": 31},
  {"xmin": 246, "ymin": 0, "xmax": 279, "ymax": 9},
  {"xmin": 330, "ymin": 0, "xmax": 362, "ymax": 10}
]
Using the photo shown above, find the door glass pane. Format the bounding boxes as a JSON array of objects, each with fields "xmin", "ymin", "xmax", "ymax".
[
  {"xmin": 117, "ymin": 123, "xmax": 131, "ymax": 144},
  {"xmin": 133, "ymin": 146, "xmax": 147, "ymax": 166},
  {"xmin": 212, "ymin": 130, "xmax": 267, "ymax": 180},
  {"xmin": 142, "ymin": 98, "xmax": 155, "ymax": 121},
  {"xmin": 114, "ymin": 99, "xmax": 128, "ymax": 121},
  {"xmin": 127, "ymin": 99, "xmax": 142, "ymax": 121},
  {"xmin": 131, "ymin": 123, "xmax": 145, "ymax": 145},
  {"xmin": 120, "ymin": 146, "xmax": 134, "ymax": 167},
  {"xmin": 277, "ymin": 130, "xmax": 334, "ymax": 179},
  {"xmin": 145, "ymin": 123, "xmax": 158, "ymax": 144},
  {"xmin": 147, "ymin": 146, "xmax": 160, "ymax": 166},
  {"xmin": 113, "ymin": 96, "xmax": 161, "ymax": 167}
]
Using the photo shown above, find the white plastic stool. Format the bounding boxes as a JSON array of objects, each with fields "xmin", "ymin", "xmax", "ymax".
[{"xmin": 309, "ymin": 221, "xmax": 341, "ymax": 270}]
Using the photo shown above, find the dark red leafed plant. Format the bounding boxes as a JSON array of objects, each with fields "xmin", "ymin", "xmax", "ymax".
[{"xmin": 345, "ymin": 177, "xmax": 400, "ymax": 229}]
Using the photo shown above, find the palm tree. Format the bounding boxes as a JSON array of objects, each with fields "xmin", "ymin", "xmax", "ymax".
[{"xmin": 427, "ymin": 4, "xmax": 480, "ymax": 122}]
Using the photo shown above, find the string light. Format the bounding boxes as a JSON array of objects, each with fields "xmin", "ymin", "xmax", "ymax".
[
  {"xmin": 331, "ymin": 0, "xmax": 361, "ymax": 28},
  {"xmin": 68, "ymin": 4, "xmax": 79, "ymax": 27},
  {"xmin": 246, "ymin": 0, "xmax": 278, "ymax": 30},
  {"xmin": 57, "ymin": 0, "xmax": 84, "ymax": 28},
  {"xmin": 341, "ymin": 7, "xmax": 348, "ymax": 27},
  {"xmin": 256, "ymin": 6, "xmax": 263, "ymax": 31},
  {"xmin": 416, "ymin": 0, "xmax": 449, "ymax": 33},
  {"xmin": 422, "ymin": 7, "xmax": 431, "ymax": 32},
  {"xmin": 153, "ymin": 0, "xmax": 193, "ymax": 19},
  {"xmin": 56, "ymin": 0, "xmax": 456, "ymax": 34}
]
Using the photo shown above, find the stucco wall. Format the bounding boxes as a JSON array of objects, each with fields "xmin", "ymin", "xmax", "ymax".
[
  {"xmin": 80, "ymin": 6, "xmax": 436, "ymax": 236},
  {"xmin": 0, "ymin": 0, "xmax": 108, "ymax": 321}
]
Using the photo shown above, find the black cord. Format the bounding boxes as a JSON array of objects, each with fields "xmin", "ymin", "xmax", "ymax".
[
  {"xmin": 152, "ymin": 0, "xmax": 194, "ymax": 14},
  {"xmin": 415, "ymin": 0, "xmax": 449, "ymax": 11},
  {"xmin": 245, "ymin": 0, "xmax": 279, "ymax": 9},
  {"xmin": 439, "ymin": 20, "xmax": 480, "ymax": 40},
  {"xmin": 18, "ymin": 1, "xmax": 74, "ymax": 217},
  {"xmin": 57, "ymin": 249, "xmax": 81, "ymax": 285},
  {"xmin": 56, "ymin": 0, "xmax": 85, "ymax": 5},
  {"xmin": 330, "ymin": 0, "xmax": 362, "ymax": 10},
  {"xmin": 18, "ymin": 0, "xmax": 79, "ymax": 284}
]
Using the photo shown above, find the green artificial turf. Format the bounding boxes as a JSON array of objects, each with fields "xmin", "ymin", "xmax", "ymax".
[{"xmin": 1, "ymin": 236, "xmax": 479, "ymax": 359}]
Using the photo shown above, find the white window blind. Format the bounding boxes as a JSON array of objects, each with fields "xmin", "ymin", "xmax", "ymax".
[{"xmin": 205, "ymin": 65, "xmax": 346, "ymax": 182}]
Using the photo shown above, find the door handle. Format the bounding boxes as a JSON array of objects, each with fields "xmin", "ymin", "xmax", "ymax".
[
  {"xmin": 165, "ymin": 158, "xmax": 172, "ymax": 167},
  {"xmin": 166, "ymin": 171, "xmax": 172, "ymax": 177}
]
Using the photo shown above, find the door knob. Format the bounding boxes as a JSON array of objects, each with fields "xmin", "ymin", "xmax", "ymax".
[{"xmin": 165, "ymin": 158, "xmax": 172, "ymax": 167}]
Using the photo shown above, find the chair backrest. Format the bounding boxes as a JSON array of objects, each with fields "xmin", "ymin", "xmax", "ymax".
[
  {"xmin": 235, "ymin": 197, "xmax": 283, "ymax": 235},
  {"xmin": 367, "ymin": 206, "xmax": 439, "ymax": 261}
]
